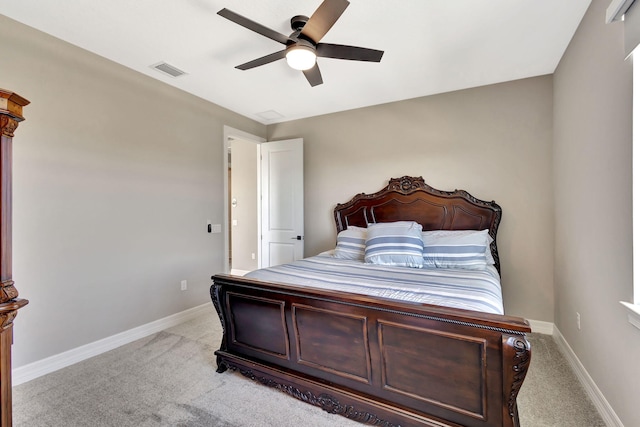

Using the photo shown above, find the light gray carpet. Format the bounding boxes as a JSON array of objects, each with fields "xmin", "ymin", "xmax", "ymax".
[{"xmin": 13, "ymin": 307, "xmax": 606, "ymax": 427}]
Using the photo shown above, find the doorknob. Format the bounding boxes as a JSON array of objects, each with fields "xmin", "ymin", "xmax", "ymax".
[{"xmin": 290, "ymin": 236, "xmax": 303, "ymax": 240}]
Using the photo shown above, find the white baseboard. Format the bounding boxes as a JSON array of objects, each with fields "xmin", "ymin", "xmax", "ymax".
[
  {"xmin": 12, "ymin": 303, "xmax": 213, "ymax": 386},
  {"xmin": 552, "ymin": 326, "xmax": 624, "ymax": 427},
  {"xmin": 526, "ymin": 319, "xmax": 554, "ymax": 335}
]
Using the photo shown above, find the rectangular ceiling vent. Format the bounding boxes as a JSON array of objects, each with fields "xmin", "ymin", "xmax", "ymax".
[
  {"xmin": 150, "ymin": 62, "xmax": 187, "ymax": 78},
  {"xmin": 255, "ymin": 110, "xmax": 285, "ymax": 122}
]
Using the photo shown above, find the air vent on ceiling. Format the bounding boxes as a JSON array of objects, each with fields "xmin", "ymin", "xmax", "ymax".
[
  {"xmin": 255, "ymin": 110, "xmax": 285, "ymax": 121},
  {"xmin": 150, "ymin": 62, "xmax": 187, "ymax": 78}
]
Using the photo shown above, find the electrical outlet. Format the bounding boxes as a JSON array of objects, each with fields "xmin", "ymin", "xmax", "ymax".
[
  {"xmin": 181, "ymin": 280, "xmax": 187, "ymax": 291},
  {"xmin": 576, "ymin": 312, "xmax": 581, "ymax": 330},
  {"xmin": 251, "ymin": 253, "xmax": 255, "ymax": 260}
]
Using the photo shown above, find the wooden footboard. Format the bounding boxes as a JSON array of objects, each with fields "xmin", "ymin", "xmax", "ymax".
[{"xmin": 211, "ymin": 274, "xmax": 531, "ymax": 427}]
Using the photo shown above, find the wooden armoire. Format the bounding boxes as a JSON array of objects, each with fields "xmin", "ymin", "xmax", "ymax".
[{"xmin": 0, "ymin": 89, "xmax": 29, "ymax": 426}]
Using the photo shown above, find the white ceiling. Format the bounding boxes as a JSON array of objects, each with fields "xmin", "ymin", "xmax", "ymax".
[{"xmin": 1, "ymin": 0, "xmax": 591, "ymax": 124}]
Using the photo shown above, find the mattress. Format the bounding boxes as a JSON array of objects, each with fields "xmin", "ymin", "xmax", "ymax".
[{"xmin": 245, "ymin": 253, "xmax": 504, "ymax": 315}]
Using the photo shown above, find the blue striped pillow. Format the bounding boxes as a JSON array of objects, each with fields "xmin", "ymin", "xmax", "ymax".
[
  {"xmin": 422, "ymin": 229, "xmax": 489, "ymax": 270},
  {"xmin": 364, "ymin": 221, "xmax": 424, "ymax": 268},
  {"xmin": 334, "ymin": 226, "xmax": 367, "ymax": 260}
]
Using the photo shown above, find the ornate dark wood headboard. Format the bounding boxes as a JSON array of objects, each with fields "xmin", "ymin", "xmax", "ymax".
[{"xmin": 334, "ymin": 176, "xmax": 503, "ymax": 273}]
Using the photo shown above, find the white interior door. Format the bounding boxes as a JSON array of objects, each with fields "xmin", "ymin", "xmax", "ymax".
[{"xmin": 260, "ymin": 138, "xmax": 304, "ymax": 267}]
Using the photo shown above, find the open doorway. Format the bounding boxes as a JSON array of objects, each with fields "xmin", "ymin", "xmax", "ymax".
[
  {"xmin": 223, "ymin": 126, "xmax": 264, "ymax": 275},
  {"xmin": 223, "ymin": 126, "xmax": 305, "ymax": 274}
]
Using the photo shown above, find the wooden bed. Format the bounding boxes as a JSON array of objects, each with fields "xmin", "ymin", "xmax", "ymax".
[{"xmin": 210, "ymin": 176, "xmax": 531, "ymax": 427}]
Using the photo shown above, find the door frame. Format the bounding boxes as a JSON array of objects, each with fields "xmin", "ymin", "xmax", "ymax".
[{"xmin": 223, "ymin": 126, "xmax": 265, "ymax": 274}]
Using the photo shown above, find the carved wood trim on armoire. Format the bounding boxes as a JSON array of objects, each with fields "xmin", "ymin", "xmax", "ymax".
[{"xmin": 0, "ymin": 89, "xmax": 29, "ymax": 426}]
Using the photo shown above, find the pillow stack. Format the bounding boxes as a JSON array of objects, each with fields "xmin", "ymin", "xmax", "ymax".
[{"xmin": 334, "ymin": 222, "xmax": 494, "ymax": 270}]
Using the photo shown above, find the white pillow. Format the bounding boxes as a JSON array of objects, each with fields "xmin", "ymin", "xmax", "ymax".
[
  {"xmin": 421, "ymin": 229, "xmax": 493, "ymax": 270},
  {"xmin": 364, "ymin": 221, "xmax": 424, "ymax": 268},
  {"xmin": 333, "ymin": 226, "xmax": 367, "ymax": 260},
  {"xmin": 422, "ymin": 229, "xmax": 496, "ymax": 265}
]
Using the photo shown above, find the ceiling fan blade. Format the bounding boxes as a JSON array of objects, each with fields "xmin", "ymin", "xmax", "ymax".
[
  {"xmin": 300, "ymin": 0, "xmax": 350, "ymax": 43},
  {"xmin": 235, "ymin": 50, "xmax": 287, "ymax": 70},
  {"xmin": 218, "ymin": 8, "xmax": 290, "ymax": 45},
  {"xmin": 316, "ymin": 43, "xmax": 384, "ymax": 62},
  {"xmin": 303, "ymin": 64, "xmax": 323, "ymax": 87}
]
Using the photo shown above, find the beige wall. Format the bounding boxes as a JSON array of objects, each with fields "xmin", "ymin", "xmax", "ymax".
[
  {"xmin": 0, "ymin": 15, "xmax": 266, "ymax": 367},
  {"xmin": 553, "ymin": 0, "xmax": 639, "ymax": 425},
  {"xmin": 268, "ymin": 76, "xmax": 554, "ymax": 321}
]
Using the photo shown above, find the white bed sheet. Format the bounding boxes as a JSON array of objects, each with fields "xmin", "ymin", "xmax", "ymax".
[{"xmin": 245, "ymin": 252, "xmax": 504, "ymax": 315}]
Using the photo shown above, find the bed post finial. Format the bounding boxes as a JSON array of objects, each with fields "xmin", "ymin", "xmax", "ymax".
[{"xmin": 0, "ymin": 89, "xmax": 29, "ymax": 138}]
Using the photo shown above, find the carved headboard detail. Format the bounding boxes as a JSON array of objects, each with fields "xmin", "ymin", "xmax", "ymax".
[{"xmin": 333, "ymin": 176, "xmax": 503, "ymax": 274}]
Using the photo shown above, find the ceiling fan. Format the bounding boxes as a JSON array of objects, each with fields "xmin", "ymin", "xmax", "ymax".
[{"xmin": 217, "ymin": 0, "xmax": 384, "ymax": 87}]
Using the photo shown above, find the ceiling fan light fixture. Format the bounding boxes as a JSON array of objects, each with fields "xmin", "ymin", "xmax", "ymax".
[
  {"xmin": 218, "ymin": 1, "xmax": 384, "ymax": 86},
  {"xmin": 286, "ymin": 44, "xmax": 317, "ymax": 71}
]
